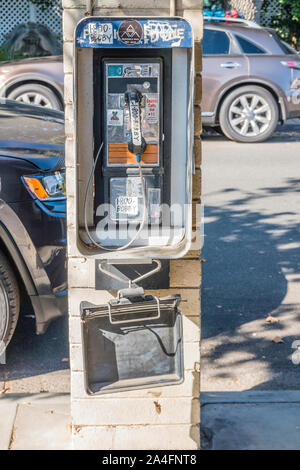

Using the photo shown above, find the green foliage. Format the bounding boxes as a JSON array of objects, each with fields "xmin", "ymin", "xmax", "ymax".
[
  {"xmin": 0, "ymin": 1, "xmax": 59, "ymax": 62},
  {"xmin": 204, "ymin": 0, "xmax": 226, "ymax": 7},
  {"xmin": 261, "ymin": 0, "xmax": 300, "ymax": 49},
  {"xmin": 28, "ymin": 0, "xmax": 55, "ymax": 10},
  {"xmin": 0, "ymin": 45, "xmax": 29, "ymax": 62}
]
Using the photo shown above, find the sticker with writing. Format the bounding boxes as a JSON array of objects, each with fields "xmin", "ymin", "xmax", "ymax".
[
  {"xmin": 145, "ymin": 95, "xmax": 159, "ymax": 123},
  {"xmin": 107, "ymin": 109, "xmax": 123, "ymax": 126},
  {"xmin": 82, "ymin": 22, "xmax": 113, "ymax": 44}
]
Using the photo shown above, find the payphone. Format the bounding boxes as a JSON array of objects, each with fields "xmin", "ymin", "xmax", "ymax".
[
  {"xmin": 103, "ymin": 60, "xmax": 162, "ymax": 227},
  {"xmin": 74, "ymin": 17, "xmax": 194, "ymax": 394}
]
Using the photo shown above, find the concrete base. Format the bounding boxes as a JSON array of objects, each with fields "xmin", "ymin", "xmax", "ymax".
[
  {"xmin": 201, "ymin": 391, "xmax": 300, "ymax": 450},
  {"xmin": 0, "ymin": 393, "xmax": 71, "ymax": 450},
  {"xmin": 2, "ymin": 390, "xmax": 300, "ymax": 449}
]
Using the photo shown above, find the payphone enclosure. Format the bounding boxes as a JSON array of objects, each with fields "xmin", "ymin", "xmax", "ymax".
[{"xmin": 74, "ymin": 17, "xmax": 194, "ymax": 262}]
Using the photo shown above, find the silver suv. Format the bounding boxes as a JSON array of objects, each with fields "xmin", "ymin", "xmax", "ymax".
[{"xmin": 202, "ymin": 18, "xmax": 300, "ymax": 142}]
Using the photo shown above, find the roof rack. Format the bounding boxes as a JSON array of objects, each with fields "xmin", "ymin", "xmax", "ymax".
[{"xmin": 204, "ymin": 16, "xmax": 262, "ymax": 30}]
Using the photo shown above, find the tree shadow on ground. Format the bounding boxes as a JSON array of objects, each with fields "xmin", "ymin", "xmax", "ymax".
[{"xmin": 201, "ymin": 178, "xmax": 300, "ymax": 390}]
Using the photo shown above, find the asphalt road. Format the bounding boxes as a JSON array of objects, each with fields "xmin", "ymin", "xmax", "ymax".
[
  {"xmin": 1, "ymin": 120, "xmax": 300, "ymax": 394},
  {"xmin": 0, "ymin": 304, "xmax": 70, "ymax": 393},
  {"xmin": 201, "ymin": 120, "xmax": 300, "ymax": 391}
]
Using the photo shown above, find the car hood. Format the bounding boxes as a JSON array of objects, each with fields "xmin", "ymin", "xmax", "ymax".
[{"xmin": 0, "ymin": 99, "xmax": 65, "ymax": 171}]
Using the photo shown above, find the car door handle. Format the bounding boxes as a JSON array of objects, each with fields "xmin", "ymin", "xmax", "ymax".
[{"xmin": 220, "ymin": 62, "xmax": 242, "ymax": 68}]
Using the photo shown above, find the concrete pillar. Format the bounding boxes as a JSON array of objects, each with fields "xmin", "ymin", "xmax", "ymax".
[{"xmin": 63, "ymin": 0, "xmax": 202, "ymax": 450}]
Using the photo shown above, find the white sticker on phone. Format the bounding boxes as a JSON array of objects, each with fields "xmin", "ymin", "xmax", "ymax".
[
  {"xmin": 116, "ymin": 196, "xmax": 138, "ymax": 215},
  {"xmin": 107, "ymin": 109, "xmax": 124, "ymax": 126}
]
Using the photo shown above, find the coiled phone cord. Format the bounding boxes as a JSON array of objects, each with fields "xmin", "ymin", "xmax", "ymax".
[{"xmin": 84, "ymin": 143, "xmax": 147, "ymax": 252}]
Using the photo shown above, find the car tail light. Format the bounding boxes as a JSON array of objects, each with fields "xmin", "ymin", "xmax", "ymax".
[
  {"xmin": 22, "ymin": 171, "xmax": 66, "ymax": 201},
  {"xmin": 281, "ymin": 60, "xmax": 300, "ymax": 70}
]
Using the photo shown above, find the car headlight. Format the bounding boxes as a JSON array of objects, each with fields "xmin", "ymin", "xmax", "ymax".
[{"xmin": 22, "ymin": 171, "xmax": 66, "ymax": 201}]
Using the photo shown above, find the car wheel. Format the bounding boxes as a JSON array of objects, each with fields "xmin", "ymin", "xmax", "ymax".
[
  {"xmin": 0, "ymin": 251, "xmax": 20, "ymax": 356},
  {"xmin": 219, "ymin": 86, "xmax": 279, "ymax": 143},
  {"xmin": 7, "ymin": 84, "xmax": 62, "ymax": 111}
]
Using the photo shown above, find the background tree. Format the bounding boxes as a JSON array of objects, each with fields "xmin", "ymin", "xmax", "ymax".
[
  {"xmin": 29, "ymin": 0, "xmax": 55, "ymax": 10},
  {"xmin": 261, "ymin": 0, "xmax": 300, "ymax": 49}
]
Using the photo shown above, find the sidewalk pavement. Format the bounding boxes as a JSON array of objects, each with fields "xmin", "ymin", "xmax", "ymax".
[
  {"xmin": 0, "ymin": 393, "xmax": 71, "ymax": 450},
  {"xmin": 1, "ymin": 390, "xmax": 300, "ymax": 449},
  {"xmin": 201, "ymin": 390, "xmax": 300, "ymax": 450}
]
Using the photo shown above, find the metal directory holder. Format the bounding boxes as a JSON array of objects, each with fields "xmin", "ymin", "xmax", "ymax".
[{"xmin": 80, "ymin": 260, "xmax": 184, "ymax": 395}]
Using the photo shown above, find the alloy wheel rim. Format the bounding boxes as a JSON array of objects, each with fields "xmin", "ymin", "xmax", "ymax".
[
  {"xmin": 229, "ymin": 94, "xmax": 272, "ymax": 137},
  {"xmin": 15, "ymin": 92, "xmax": 52, "ymax": 108}
]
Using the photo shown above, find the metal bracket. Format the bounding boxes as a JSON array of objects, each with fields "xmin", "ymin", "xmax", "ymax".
[
  {"xmin": 98, "ymin": 259, "xmax": 162, "ymax": 288},
  {"xmin": 107, "ymin": 296, "xmax": 161, "ymax": 325},
  {"xmin": 99, "ymin": 260, "xmax": 162, "ymax": 325}
]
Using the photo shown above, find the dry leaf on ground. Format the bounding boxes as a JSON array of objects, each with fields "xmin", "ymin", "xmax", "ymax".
[
  {"xmin": 266, "ymin": 315, "xmax": 279, "ymax": 323},
  {"xmin": 272, "ymin": 336, "xmax": 284, "ymax": 344}
]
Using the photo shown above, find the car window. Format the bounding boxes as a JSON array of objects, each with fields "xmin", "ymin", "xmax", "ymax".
[
  {"xmin": 203, "ymin": 29, "xmax": 230, "ymax": 55},
  {"xmin": 235, "ymin": 34, "xmax": 266, "ymax": 54}
]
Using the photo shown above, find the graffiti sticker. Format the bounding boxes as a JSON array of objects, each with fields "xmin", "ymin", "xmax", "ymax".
[
  {"xmin": 144, "ymin": 20, "xmax": 185, "ymax": 46},
  {"xmin": 81, "ymin": 22, "xmax": 113, "ymax": 44},
  {"xmin": 118, "ymin": 20, "xmax": 143, "ymax": 45}
]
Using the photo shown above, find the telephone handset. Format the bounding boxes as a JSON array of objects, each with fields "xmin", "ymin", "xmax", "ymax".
[{"xmin": 125, "ymin": 90, "xmax": 147, "ymax": 159}]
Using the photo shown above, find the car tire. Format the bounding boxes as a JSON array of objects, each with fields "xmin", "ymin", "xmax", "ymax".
[
  {"xmin": 0, "ymin": 251, "xmax": 20, "ymax": 355},
  {"xmin": 214, "ymin": 126, "xmax": 225, "ymax": 136},
  {"xmin": 219, "ymin": 86, "xmax": 279, "ymax": 143},
  {"xmin": 7, "ymin": 83, "xmax": 62, "ymax": 111}
]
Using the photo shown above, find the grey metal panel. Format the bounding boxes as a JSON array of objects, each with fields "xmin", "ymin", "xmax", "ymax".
[
  {"xmin": 171, "ymin": 48, "xmax": 188, "ymax": 226},
  {"xmin": 76, "ymin": 48, "xmax": 94, "ymax": 227},
  {"xmin": 95, "ymin": 259, "xmax": 170, "ymax": 290}
]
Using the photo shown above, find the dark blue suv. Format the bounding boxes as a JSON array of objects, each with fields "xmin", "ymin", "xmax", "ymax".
[{"xmin": 0, "ymin": 100, "xmax": 66, "ymax": 352}]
